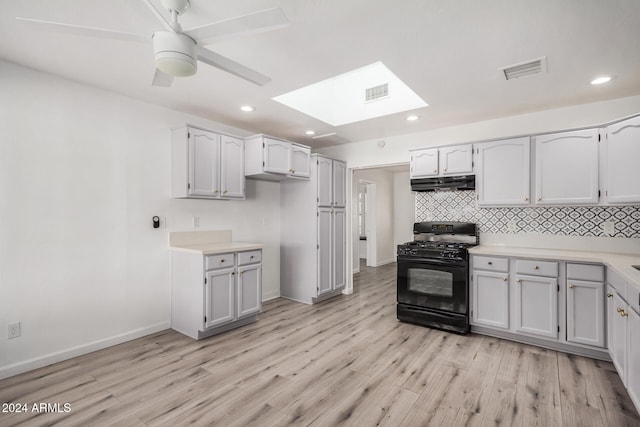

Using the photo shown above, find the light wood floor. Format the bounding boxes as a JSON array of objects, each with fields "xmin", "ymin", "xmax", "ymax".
[{"xmin": 1, "ymin": 262, "xmax": 639, "ymax": 426}]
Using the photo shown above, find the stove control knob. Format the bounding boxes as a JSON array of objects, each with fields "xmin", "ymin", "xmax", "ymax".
[{"xmin": 410, "ymin": 249, "xmax": 418, "ymax": 256}]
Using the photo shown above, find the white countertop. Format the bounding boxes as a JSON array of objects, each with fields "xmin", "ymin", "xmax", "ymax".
[
  {"xmin": 168, "ymin": 230, "xmax": 263, "ymax": 255},
  {"xmin": 169, "ymin": 241, "xmax": 263, "ymax": 255},
  {"xmin": 470, "ymin": 245, "xmax": 640, "ymax": 290}
]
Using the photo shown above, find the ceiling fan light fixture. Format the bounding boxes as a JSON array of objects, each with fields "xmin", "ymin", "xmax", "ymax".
[{"xmin": 153, "ymin": 31, "xmax": 197, "ymax": 77}]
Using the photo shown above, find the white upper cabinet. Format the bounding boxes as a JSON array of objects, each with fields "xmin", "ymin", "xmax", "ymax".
[
  {"xmin": 439, "ymin": 145, "xmax": 474, "ymax": 175},
  {"xmin": 332, "ymin": 160, "xmax": 346, "ymax": 207},
  {"xmin": 410, "ymin": 145, "xmax": 473, "ymax": 178},
  {"xmin": 476, "ymin": 137, "xmax": 530, "ymax": 206},
  {"xmin": 263, "ymin": 137, "xmax": 291, "ymax": 175},
  {"xmin": 245, "ymin": 135, "xmax": 311, "ymax": 181},
  {"xmin": 410, "ymin": 148, "xmax": 438, "ymax": 178},
  {"xmin": 220, "ymin": 134, "xmax": 245, "ymax": 199},
  {"xmin": 317, "ymin": 156, "xmax": 346, "ymax": 207},
  {"xmin": 605, "ymin": 115, "xmax": 640, "ymax": 204},
  {"xmin": 291, "ymin": 144, "xmax": 311, "ymax": 178},
  {"xmin": 171, "ymin": 126, "xmax": 245, "ymax": 200},
  {"xmin": 534, "ymin": 128, "xmax": 600, "ymax": 205}
]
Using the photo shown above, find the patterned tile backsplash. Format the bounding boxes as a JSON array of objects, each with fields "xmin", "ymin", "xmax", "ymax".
[{"xmin": 415, "ymin": 191, "xmax": 640, "ymax": 238}]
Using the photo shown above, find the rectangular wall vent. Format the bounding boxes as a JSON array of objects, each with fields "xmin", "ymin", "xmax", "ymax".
[
  {"xmin": 501, "ymin": 57, "xmax": 547, "ymax": 80},
  {"xmin": 365, "ymin": 83, "xmax": 389, "ymax": 102}
]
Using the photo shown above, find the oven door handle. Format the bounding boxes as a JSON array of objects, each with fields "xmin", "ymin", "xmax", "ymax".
[{"xmin": 397, "ymin": 256, "xmax": 465, "ymax": 267}]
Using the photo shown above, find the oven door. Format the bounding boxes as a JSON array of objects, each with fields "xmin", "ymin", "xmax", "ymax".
[{"xmin": 397, "ymin": 256, "xmax": 468, "ymax": 315}]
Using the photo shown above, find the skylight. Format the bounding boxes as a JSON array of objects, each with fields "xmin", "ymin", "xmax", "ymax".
[{"xmin": 273, "ymin": 62, "xmax": 428, "ymax": 127}]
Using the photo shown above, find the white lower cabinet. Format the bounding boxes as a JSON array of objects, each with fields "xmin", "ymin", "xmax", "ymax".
[
  {"xmin": 471, "ymin": 269, "xmax": 509, "ymax": 329},
  {"xmin": 514, "ymin": 274, "xmax": 558, "ymax": 339},
  {"xmin": 612, "ymin": 291, "xmax": 628, "ymax": 382},
  {"xmin": 172, "ymin": 249, "xmax": 262, "ymax": 340},
  {"xmin": 627, "ymin": 306, "xmax": 640, "ymax": 410},
  {"xmin": 566, "ymin": 263, "xmax": 605, "ymax": 347},
  {"xmin": 471, "ymin": 256, "xmax": 610, "ymax": 355}
]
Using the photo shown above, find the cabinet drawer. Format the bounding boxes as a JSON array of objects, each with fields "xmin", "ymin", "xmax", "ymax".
[
  {"xmin": 205, "ymin": 253, "xmax": 234, "ymax": 270},
  {"xmin": 238, "ymin": 250, "xmax": 261, "ymax": 266},
  {"xmin": 607, "ymin": 268, "xmax": 628, "ymax": 300},
  {"xmin": 567, "ymin": 263, "xmax": 604, "ymax": 282},
  {"xmin": 515, "ymin": 259, "xmax": 558, "ymax": 277},
  {"xmin": 472, "ymin": 256, "xmax": 508, "ymax": 272}
]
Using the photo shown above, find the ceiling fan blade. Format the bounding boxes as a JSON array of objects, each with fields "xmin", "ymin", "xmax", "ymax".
[
  {"xmin": 152, "ymin": 68, "xmax": 174, "ymax": 87},
  {"xmin": 142, "ymin": 0, "xmax": 177, "ymax": 32},
  {"xmin": 197, "ymin": 46, "xmax": 271, "ymax": 86},
  {"xmin": 185, "ymin": 8, "xmax": 289, "ymax": 46},
  {"xmin": 16, "ymin": 17, "xmax": 148, "ymax": 43}
]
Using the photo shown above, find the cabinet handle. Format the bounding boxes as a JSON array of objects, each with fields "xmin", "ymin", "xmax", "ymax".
[
  {"xmin": 250, "ymin": 256, "xmax": 254, "ymax": 260},
  {"xmin": 607, "ymin": 293, "xmax": 613, "ymax": 298},
  {"xmin": 220, "ymin": 259, "xmax": 225, "ymax": 263},
  {"xmin": 516, "ymin": 279, "xmax": 521, "ymax": 283},
  {"xmin": 433, "ymin": 169, "xmax": 437, "ymax": 173},
  {"xmin": 231, "ymin": 271, "xmax": 235, "ymax": 276},
  {"xmin": 292, "ymin": 169, "xmax": 295, "ymax": 174},
  {"xmin": 617, "ymin": 307, "xmax": 623, "ymax": 313},
  {"xmin": 537, "ymin": 197, "xmax": 542, "ymax": 202},
  {"xmin": 487, "ymin": 261, "xmax": 492, "ymax": 265},
  {"xmin": 524, "ymin": 197, "xmax": 529, "ymax": 201},
  {"xmin": 621, "ymin": 310, "xmax": 629, "ymax": 317},
  {"xmin": 534, "ymin": 265, "xmax": 539, "ymax": 270},
  {"xmin": 214, "ymin": 189, "xmax": 219, "ymax": 193},
  {"xmin": 569, "ymin": 284, "xmax": 574, "ymax": 289},
  {"xmin": 503, "ymin": 277, "xmax": 507, "ymax": 281},
  {"xmin": 444, "ymin": 168, "xmax": 448, "ymax": 172}
]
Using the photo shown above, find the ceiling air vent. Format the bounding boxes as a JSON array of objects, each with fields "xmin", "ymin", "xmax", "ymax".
[
  {"xmin": 501, "ymin": 57, "xmax": 547, "ymax": 80},
  {"xmin": 365, "ymin": 83, "xmax": 389, "ymax": 102}
]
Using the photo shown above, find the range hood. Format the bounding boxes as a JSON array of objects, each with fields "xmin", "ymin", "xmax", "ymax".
[{"xmin": 411, "ymin": 175, "xmax": 475, "ymax": 192}]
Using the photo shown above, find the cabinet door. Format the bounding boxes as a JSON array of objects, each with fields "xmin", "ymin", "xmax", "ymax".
[
  {"xmin": 317, "ymin": 208, "xmax": 333, "ymax": 296},
  {"xmin": 514, "ymin": 274, "xmax": 558, "ymax": 339},
  {"xmin": 263, "ymin": 138, "xmax": 291, "ymax": 174},
  {"xmin": 410, "ymin": 148, "xmax": 438, "ymax": 178},
  {"xmin": 534, "ymin": 129, "xmax": 599, "ymax": 205},
  {"xmin": 439, "ymin": 144, "xmax": 473, "ymax": 175},
  {"xmin": 291, "ymin": 145, "xmax": 311, "ymax": 178},
  {"xmin": 612, "ymin": 291, "xmax": 628, "ymax": 383},
  {"xmin": 220, "ymin": 135, "xmax": 245, "ymax": 199},
  {"xmin": 332, "ymin": 161, "xmax": 346, "ymax": 207},
  {"xmin": 606, "ymin": 116, "xmax": 640, "ymax": 203},
  {"xmin": 471, "ymin": 270, "xmax": 510, "ymax": 329},
  {"xmin": 204, "ymin": 267, "xmax": 235, "ymax": 329},
  {"xmin": 476, "ymin": 138, "xmax": 530, "ymax": 206},
  {"xmin": 189, "ymin": 128, "xmax": 219, "ymax": 197},
  {"xmin": 332, "ymin": 208, "xmax": 346, "ymax": 291},
  {"xmin": 566, "ymin": 279, "xmax": 605, "ymax": 347},
  {"xmin": 317, "ymin": 157, "xmax": 333, "ymax": 207},
  {"xmin": 607, "ymin": 284, "xmax": 616, "ymax": 357},
  {"xmin": 627, "ymin": 307, "xmax": 640, "ymax": 411},
  {"xmin": 237, "ymin": 264, "xmax": 261, "ymax": 318}
]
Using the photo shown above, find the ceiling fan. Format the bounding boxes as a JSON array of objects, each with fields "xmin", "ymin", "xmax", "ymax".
[{"xmin": 16, "ymin": 0, "xmax": 289, "ymax": 87}]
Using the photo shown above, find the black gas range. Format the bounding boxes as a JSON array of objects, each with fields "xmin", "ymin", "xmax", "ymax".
[{"xmin": 397, "ymin": 222, "xmax": 478, "ymax": 334}]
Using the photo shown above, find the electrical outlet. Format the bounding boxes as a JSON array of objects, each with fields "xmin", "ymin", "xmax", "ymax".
[
  {"xmin": 507, "ymin": 220, "xmax": 518, "ymax": 233},
  {"xmin": 193, "ymin": 216, "xmax": 200, "ymax": 228},
  {"xmin": 602, "ymin": 221, "xmax": 615, "ymax": 236},
  {"xmin": 8, "ymin": 322, "xmax": 21, "ymax": 339}
]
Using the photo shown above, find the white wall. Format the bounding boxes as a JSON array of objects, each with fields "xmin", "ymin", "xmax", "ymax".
[
  {"xmin": 316, "ymin": 95, "xmax": 640, "ymax": 169},
  {"xmin": 352, "ymin": 169, "xmax": 395, "ymax": 268},
  {"xmin": 393, "ymin": 171, "xmax": 414, "ymax": 247},
  {"xmin": 0, "ymin": 61, "xmax": 281, "ymax": 378}
]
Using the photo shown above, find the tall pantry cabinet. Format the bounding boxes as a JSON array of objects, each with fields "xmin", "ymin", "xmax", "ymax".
[{"xmin": 281, "ymin": 154, "xmax": 346, "ymax": 304}]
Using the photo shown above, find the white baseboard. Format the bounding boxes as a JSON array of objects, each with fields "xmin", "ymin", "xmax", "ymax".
[
  {"xmin": 0, "ymin": 321, "xmax": 170, "ymax": 380},
  {"xmin": 353, "ymin": 267, "xmax": 360, "ymax": 274},
  {"xmin": 374, "ymin": 258, "xmax": 396, "ymax": 267},
  {"xmin": 262, "ymin": 290, "xmax": 281, "ymax": 302}
]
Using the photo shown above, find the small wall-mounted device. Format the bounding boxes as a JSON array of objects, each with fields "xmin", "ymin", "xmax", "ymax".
[{"xmin": 152, "ymin": 216, "xmax": 160, "ymax": 229}]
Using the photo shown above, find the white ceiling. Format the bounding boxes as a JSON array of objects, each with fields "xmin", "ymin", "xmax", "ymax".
[{"xmin": 2, "ymin": 0, "xmax": 640, "ymax": 149}]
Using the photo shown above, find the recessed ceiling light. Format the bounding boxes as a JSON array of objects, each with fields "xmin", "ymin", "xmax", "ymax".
[
  {"xmin": 240, "ymin": 105, "xmax": 255, "ymax": 112},
  {"xmin": 406, "ymin": 115, "xmax": 419, "ymax": 121},
  {"xmin": 305, "ymin": 130, "xmax": 315, "ymax": 135},
  {"xmin": 590, "ymin": 76, "xmax": 611, "ymax": 85}
]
